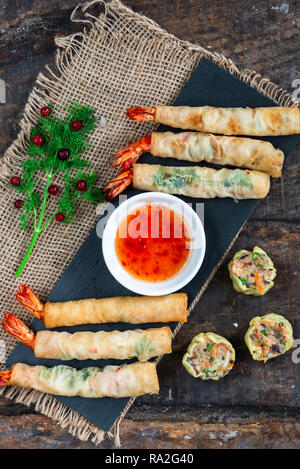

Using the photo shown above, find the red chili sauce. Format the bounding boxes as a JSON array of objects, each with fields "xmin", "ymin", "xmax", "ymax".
[{"xmin": 115, "ymin": 204, "xmax": 191, "ymax": 282}]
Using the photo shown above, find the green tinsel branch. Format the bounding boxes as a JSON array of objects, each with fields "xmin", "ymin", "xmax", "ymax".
[{"xmin": 10, "ymin": 102, "xmax": 105, "ymax": 278}]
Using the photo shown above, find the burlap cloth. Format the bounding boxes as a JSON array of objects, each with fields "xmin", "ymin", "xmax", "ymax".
[{"xmin": 0, "ymin": 0, "xmax": 296, "ymax": 446}]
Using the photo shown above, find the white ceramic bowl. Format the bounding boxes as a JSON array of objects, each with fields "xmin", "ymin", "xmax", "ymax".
[{"xmin": 102, "ymin": 192, "xmax": 206, "ymax": 296}]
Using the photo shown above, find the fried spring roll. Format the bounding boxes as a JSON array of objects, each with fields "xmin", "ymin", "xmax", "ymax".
[
  {"xmin": 151, "ymin": 131, "xmax": 284, "ymax": 177},
  {"xmin": 133, "ymin": 164, "xmax": 270, "ymax": 199},
  {"xmin": 2, "ymin": 314, "xmax": 172, "ymax": 361},
  {"xmin": 45, "ymin": 294, "xmax": 187, "ymax": 328},
  {"xmin": 3, "ymin": 362, "xmax": 159, "ymax": 398},
  {"xmin": 34, "ymin": 327, "xmax": 172, "ymax": 361},
  {"xmin": 153, "ymin": 105, "xmax": 300, "ymax": 136}
]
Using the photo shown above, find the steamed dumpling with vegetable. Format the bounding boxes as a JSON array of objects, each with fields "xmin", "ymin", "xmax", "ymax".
[
  {"xmin": 245, "ymin": 313, "xmax": 294, "ymax": 362},
  {"xmin": 228, "ymin": 246, "xmax": 276, "ymax": 295},
  {"xmin": 182, "ymin": 332, "xmax": 235, "ymax": 380}
]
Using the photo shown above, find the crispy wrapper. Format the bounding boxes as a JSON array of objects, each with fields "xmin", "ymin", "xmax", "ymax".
[
  {"xmin": 155, "ymin": 105, "xmax": 300, "ymax": 136},
  {"xmin": 133, "ymin": 164, "xmax": 270, "ymax": 199},
  {"xmin": 152, "ymin": 131, "xmax": 284, "ymax": 177},
  {"xmin": 9, "ymin": 362, "xmax": 160, "ymax": 398},
  {"xmin": 34, "ymin": 327, "xmax": 172, "ymax": 361}
]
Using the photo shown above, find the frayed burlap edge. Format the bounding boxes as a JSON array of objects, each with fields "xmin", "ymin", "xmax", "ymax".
[{"xmin": 0, "ymin": 0, "xmax": 297, "ymax": 448}]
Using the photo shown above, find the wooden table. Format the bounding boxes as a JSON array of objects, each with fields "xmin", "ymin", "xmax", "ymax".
[{"xmin": 0, "ymin": 0, "xmax": 299, "ymax": 449}]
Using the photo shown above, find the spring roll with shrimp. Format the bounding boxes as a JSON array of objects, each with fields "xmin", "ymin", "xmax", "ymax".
[
  {"xmin": 2, "ymin": 313, "xmax": 172, "ymax": 361},
  {"xmin": 16, "ymin": 284, "xmax": 188, "ymax": 328},
  {"xmin": 127, "ymin": 105, "xmax": 300, "ymax": 136},
  {"xmin": 104, "ymin": 163, "xmax": 270, "ymax": 200},
  {"xmin": 113, "ymin": 132, "xmax": 284, "ymax": 177},
  {"xmin": 0, "ymin": 362, "xmax": 159, "ymax": 398}
]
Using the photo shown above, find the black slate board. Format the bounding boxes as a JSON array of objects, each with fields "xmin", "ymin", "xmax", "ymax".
[{"xmin": 7, "ymin": 58, "xmax": 300, "ymax": 432}]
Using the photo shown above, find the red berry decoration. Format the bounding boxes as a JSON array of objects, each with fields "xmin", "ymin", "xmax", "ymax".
[
  {"xmin": 14, "ymin": 199, "xmax": 23, "ymax": 209},
  {"xmin": 10, "ymin": 176, "xmax": 20, "ymax": 186},
  {"xmin": 48, "ymin": 184, "xmax": 59, "ymax": 195},
  {"xmin": 71, "ymin": 120, "xmax": 83, "ymax": 131},
  {"xmin": 76, "ymin": 180, "xmax": 87, "ymax": 191},
  {"xmin": 40, "ymin": 106, "xmax": 51, "ymax": 117},
  {"xmin": 55, "ymin": 213, "xmax": 65, "ymax": 222},
  {"xmin": 57, "ymin": 148, "xmax": 70, "ymax": 161},
  {"xmin": 32, "ymin": 134, "xmax": 44, "ymax": 146}
]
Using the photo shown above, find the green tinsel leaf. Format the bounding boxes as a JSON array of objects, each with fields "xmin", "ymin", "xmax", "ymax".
[
  {"xmin": 81, "ymin": 188, "xmax": 105, "ymax": 204},
  {"xmin": 31, "ymin": 191, "xmax": 40, "ymax": 210},
  {"xmin": 9, "ymin": 181, "xmax": 27, "ymax": 194},
  {"xmin": 57, "ymin": 169, "xmax": 104, "ymax": 224},
  {"xmin": 19, "ymin": 198, "xmax": 34, "ymax": 230},
  {"xmin": 13, "ymin": 102, "xmax": 105, "ymax": 278}
]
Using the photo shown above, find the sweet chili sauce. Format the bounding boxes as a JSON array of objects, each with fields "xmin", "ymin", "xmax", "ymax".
[{"xmin": 115, "ymin": 204, "xmax": 191, "ymax": 282}]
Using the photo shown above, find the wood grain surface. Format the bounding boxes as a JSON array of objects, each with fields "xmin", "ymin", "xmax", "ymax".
[{"xmin": 0, "ymin": 0, "xmax": 299, "ymax": 449}]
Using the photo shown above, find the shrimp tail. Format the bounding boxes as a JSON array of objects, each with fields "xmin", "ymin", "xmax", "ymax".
[
  {"xmin": 0, "ymin": 370, "xmax": 12, "ymax": 386},
  {"xmin": 16, "ymin": 283, "xmax": 45, "ymax": 321},
  {"xmin": 103, "ymin": 169, "xmax": 133, "ymax": 200},
  {"xmin": 126, "ymin": 106, "xmax": 156, "ymax": 121},
  {"xmin": 2, "ymin": 313, "xmax": 35, "ymax": 350}
]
